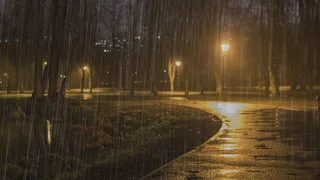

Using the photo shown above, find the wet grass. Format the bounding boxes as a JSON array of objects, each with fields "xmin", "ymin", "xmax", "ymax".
[{"xmin": 0, "ymin": 98, "xmax": 222, "ymax": 179}]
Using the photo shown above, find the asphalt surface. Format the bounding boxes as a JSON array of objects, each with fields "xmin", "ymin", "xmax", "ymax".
[{"xmin": 146, "ymin": 101, "xmax": 320, "ymax": 180}]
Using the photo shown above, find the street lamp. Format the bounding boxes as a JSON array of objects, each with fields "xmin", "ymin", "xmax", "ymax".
[
  {"xmin": 175, "ymin": 61, "xmax": 181, "ymax": 91},
  {"xmin": 43, "ymin": 61, "xmax": 48, "ymax": 73},
  {"xmin": 4, "ymin": 73, "xmax": 9, "ymax": 93},
  {"xmin": 221, "ymin": 43, "xmax": 230, "ymax": 53},
  {"xmin": 106, "ymin": 71, "xmax": 109, "ymax": 86},
  {"xmin": 81, "ymin": 66, "xmax": 88, "ymax": 93},
  {"xmin": 163, "ymin": 70, "xmax": 167, "ymax": 85},
  {"xmin": 221, "ymin": 43, "xmax": 230, "ymax": 99}
]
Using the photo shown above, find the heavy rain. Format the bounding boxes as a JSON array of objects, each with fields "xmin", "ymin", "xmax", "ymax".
[{"xmin": 0, "ymin": 0, "xmax": 320, "ymax": 179}]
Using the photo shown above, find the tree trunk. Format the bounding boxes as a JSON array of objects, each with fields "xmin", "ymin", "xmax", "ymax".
[
  {"xmin": 260, "ymin": 0, "xmax": 269, "ymax": 96},
  {"xmin": 33, "ymin": 49, "xmax": 43, "ymax": 97},
  {"xmin": 299, "ymin": 47, "xmax": 308, "ymax": 90},
  {"xmin": 289, "ymin": 61, "xmax": 297, "ymax": 90},
  {"xmin": 308, "ymin": 46, "xmax": 317, "ymax": 96},
  {"xmin": 168, "ymin": 63, "xmax": 175, "ymax": 92},
  {"xmin": 170, "ymin": 81, "xmax": 174, "ymax": 92},
  {"xmin": 148, "ymin": 1, "xmax": 158, "ymax": 93},
  {"xmin": 214, "ymin": 0, "xmax": 223, "ymax": 96},
  {"xmin": 184, "ymin": 78, "xmax": 189, "ymax": 96},
  {"xmin": 48, "ymin": 0, "xmax": 67, "ymax": 98},
  {"xmin": 81, "ymin": 70, "xmax": 85, "ymax": 93},
  {"xmin": 32, "ymin": 0, "xmax": 44, "ymax": 98},
  {"xmin": 282, "ymin": 0, "xmax": 288, "ymax": 89},
  {"xmin": 267, "ymin": 0, "xmax": 279, "ymax": 97}
]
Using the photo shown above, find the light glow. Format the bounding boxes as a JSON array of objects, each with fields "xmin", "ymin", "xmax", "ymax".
[{"xmin": 221, "ymin": 43, "xmax": 230, "ymax": 53}]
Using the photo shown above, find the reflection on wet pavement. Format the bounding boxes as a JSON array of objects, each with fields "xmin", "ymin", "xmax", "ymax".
[{"xmin": 150, "ymin": 102, "xmax": 320, "ymax": 180}]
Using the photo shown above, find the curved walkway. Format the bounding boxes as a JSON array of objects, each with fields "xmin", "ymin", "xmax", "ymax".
[{"xmin": 145, "ymin": 100, "xmax": 320, "ymax": 180}]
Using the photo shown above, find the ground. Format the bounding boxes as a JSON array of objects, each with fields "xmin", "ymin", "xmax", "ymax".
[{"xmin": 0, "ymin": 90, "xmax": 320, "ymax": 179}]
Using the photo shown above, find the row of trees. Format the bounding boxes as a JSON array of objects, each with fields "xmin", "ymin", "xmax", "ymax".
[{"xmin": 0, "ymin": 0, "xmax": 319, "ymax": 98}]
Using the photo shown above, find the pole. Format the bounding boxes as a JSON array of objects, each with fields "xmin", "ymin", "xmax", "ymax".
[
  {"xmin": 177, "ymin": 67, "xmax": 180, "ymax": 91},
  {"xmin": 81, "ymin": 70, "xmax": 85, "ymax": 93},
  {"xmin": 222, "ymin": 54, "xmax": 227, "ymax": 100},
  {"xmin": 5, "ymin": 75, "xmax": 10, "ymax": 94},
  {"xmin": 224, "ymin": 55, "xmax": 227, "ymax": 90},
  {"xmin": 317, "ymin": 95, "xmax": 320, "ymax": 113}
]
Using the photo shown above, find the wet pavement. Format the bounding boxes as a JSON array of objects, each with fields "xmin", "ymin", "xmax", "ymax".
[{"xmin": 146, "ymin": 101, "xmax": 320, "ymax": 180}]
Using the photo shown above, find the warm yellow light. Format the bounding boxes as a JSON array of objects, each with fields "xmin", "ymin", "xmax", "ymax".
[
  {"xmin": 83, "ymin": 66, "xmax": 88, "ymax": 71},
  {"xmin": 175, "ymin": 61, "xmax": 181, "ymax": 67},
  {"xmin": 221, "ymin": 43, "xmax": 230, "ymax": 53},
  {"xmin": 44, "ymin": 61, "xmax": 47, "ymax": 65},
  {"xmin": 4, "ymin": 73, "xmax": 7, "ymax": 76}
]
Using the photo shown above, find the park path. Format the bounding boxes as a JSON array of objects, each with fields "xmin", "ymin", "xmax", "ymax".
[{"xmin": 146, "ymin": 100, "xmax": 320, "ymax": 180}]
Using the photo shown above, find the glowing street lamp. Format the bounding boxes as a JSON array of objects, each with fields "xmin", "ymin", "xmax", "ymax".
[
  {"xmin": 43, "ymin": 62, "xmax": 48, "ymax": 73},
  {"xmin": 4, "ymin": 73, "xmax": 9, "ymax": 93},
  {"xmin": 163, "ymin": 70, "xmax": 167, "ymax": 83},
  {"xmin": 175, "ymin": 61, "xmax": 181, "ymax": 90},
  {"xmin": 221, "ymin": 43, "xmax": 230, "ymax": 99},
  {"xmin": 81, "ymin": 66, "xmax": 88, "ymax": 93},
  {"xmin": 221, "ymin": 43, "xmax": 230, "ymax": 53},
  {"xmin": 175, "ymin": 61, "xmax": 181, "ymax": 67}
]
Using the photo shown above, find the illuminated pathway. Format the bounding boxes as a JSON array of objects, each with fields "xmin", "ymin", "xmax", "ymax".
[{"xmin": 146, "ymin": 101, "xmax": 320, "ymax": 180}]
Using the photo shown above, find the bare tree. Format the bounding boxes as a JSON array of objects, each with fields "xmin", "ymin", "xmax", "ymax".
[{"xmin": 167, "ymin": 59, "xmax": 176, "ymax": 91}]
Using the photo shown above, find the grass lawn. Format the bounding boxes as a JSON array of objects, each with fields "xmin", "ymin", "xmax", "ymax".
[{"xmin": 0, "ymin": 98, "xmax": 222, "ymax": 179}]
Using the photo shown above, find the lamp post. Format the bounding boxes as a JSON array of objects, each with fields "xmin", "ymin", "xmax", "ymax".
[
  {"xmin": 175, "ymin": 61, "xmax": 181, "ymax": 91},
  {"xmin": 106, "ymin": 71, "xmax": 109, "ymax": 86},
  {"xmin": 221, "ymin": 43, "xmax": 230, "ymax": 98},
  {"xmin": 164, "ymin": 69, "xmax": 167, "ymax": 85},
  {"xmin": 4, "ymin": 73, "xmax": 9, "ymax": 94},
  {"xmin": 81, "ymin": 66, "xmax": 88, "ymax": 93}
]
